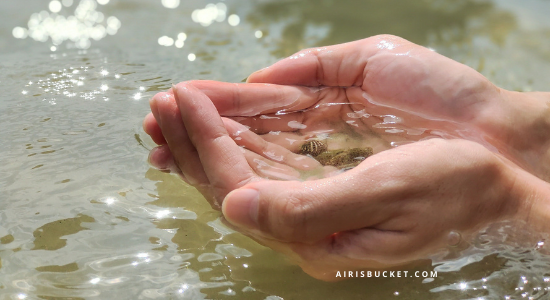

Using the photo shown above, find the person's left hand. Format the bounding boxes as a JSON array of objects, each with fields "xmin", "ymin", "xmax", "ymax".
[{"xmin": 143, "ymin": 82, "xmax": 542, "ymax": 280}]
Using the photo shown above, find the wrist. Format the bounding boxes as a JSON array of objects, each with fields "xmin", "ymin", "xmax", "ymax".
[
  {"xmin": 516, "ymin": 169, "xmax": 550, "ymax": 233},
  {"xmin": 475, "ymin": 89, "xmax": 550, "ymax": 179},
  {"xmin": 491, "ymin": 155, "xmax": 550, "ymax": 232}
]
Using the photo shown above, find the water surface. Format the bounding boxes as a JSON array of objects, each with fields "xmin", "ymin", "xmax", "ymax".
[{"xmin": 1, "ymin": 0, "xmax": 550, "ymax": 299}]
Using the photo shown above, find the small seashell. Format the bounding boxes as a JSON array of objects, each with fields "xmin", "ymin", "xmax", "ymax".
[{"xmin": 299, "ymin": 140, "xmax": 328, "ymax": 157}]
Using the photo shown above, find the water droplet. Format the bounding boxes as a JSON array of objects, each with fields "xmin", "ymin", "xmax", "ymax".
[
  {"xmin": 287, "ymin": 121, "xmax": 307, "ymax": 129},
  {"xmin": 447, "ymin": 231, "xmax": 461, "ymax": 247}
]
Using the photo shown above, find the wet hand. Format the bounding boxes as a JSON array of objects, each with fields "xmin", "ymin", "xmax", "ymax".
[
  {"xmin": 144, "ymin": 82, "xmax": 542, "ymax": 281},
  {"xmin": 245, "ymin": 34, "xmax": 550, "ymax": 180}
]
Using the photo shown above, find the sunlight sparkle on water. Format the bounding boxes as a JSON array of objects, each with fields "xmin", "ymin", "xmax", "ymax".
[
  {"xmin": 133, "ymin": 93, "xmax": 142, "ymax": 100},
  {"xmin": 228, "ymin": 14, "xmax": 240, "ymax": 26},
  {"xmin": 104, "ymin": 197, "xmax": 115, "ymax": 205},
  {"xmin": 49, "ymin": 1, "xmax": 62, "ymax": 13},
  {"xmin": 459, "ymin": 282, "xmax": 468, "ymax": 290},
  {"xmin": 90, "ymin": 277, "xmax": 100, "ymax": 284},
  {"xmin": 191, "ymin": 3, "xmax": 227, "ymax": 26},
  {"xmin": 188, "ymin": 53, "xmax": 196, "ymax": 61},
  {"xmin": 178, "ymin": 284, "xmax": 189, "ymax": 293},
  {"xmin": 156, "ymin": 210, "xmax": 170, "ymax": 218},
  {"xmin": 100, "ymin": 69, "xmax": 109, "ymax": 76},
  {"xmin": 162, "ymin": 0, "xmax": 180, "ymax": 9},
  {"xmin": 100, "ymin": 84, "xmax": 108, "ymax": 91},
  {"xmin": 16, "ymin": 0, "xmax": 121, "ymax": 49},
  {"xmin": 12, "ymin": 27, "xmax": 28, "ymax": 39},
  {"xmin": 158, "ymin": 36, "xmax": 174, "ymax": 47}
]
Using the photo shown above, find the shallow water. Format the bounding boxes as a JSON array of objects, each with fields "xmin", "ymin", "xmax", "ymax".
[{"xmin": 2, "ymin": 0, "xmax": 550, "ymax": 299}]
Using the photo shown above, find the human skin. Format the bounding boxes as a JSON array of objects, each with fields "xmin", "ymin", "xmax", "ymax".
[{"xmin": 143, "ymin": 35, "xmax": 550, "ymax": 280}]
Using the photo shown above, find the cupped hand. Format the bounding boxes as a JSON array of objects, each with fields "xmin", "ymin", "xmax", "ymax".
[
  {"xmin": 245, "ymin": 35, "xmax": 550, "ymax": 180},
  {"xmin": 144, "ymin": 81, "xmax": 541, "ymax": 280}
]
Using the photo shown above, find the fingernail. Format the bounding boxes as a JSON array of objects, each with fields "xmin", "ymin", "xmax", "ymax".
[
  {"xmin": 222, "ymin": 189, "xmax": 259, "ymax": 228},
  {"xmin": 148, "ymin": 146, "xmax": 170, "ymax": 170},
  {"xmin": 149, "ymin": 97, "xmax": 161, "ymax": 126},
  {"xmin": 246, "ymin": 67, "xmax": 268, "ymax": 82}
]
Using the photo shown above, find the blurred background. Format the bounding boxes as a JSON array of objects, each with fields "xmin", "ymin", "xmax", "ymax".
[{"xmin": 1, "ymin": 0, "xmax": 550, "ymax": 299}]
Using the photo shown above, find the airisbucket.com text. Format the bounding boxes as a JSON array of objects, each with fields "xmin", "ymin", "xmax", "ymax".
[{"xmin": 335, "ymin": 271, "xmax": 437, "ymax": 278}]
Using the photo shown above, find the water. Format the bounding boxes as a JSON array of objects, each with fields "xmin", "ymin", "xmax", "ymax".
[{"xmin": 1, "ymin": 0, "xmax": 550, "ymax": 299}]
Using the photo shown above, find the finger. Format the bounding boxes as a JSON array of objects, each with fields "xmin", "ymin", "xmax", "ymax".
[
  {"xmin": 148, "ymin": 145, "xmax": 191, "ymax": 184},
  {"xmin": 143, "ymin": 112, "xmax": 166, "ymax": 145},
  {"xmin": 230, "ymin": 113, "xmax": 307, "ymax": 135},
  {"xmin": 259, "ymin": 131, "xmax": 309, "ymax": 152},
  {"xmin": 244, "ymin": 149, "xmax": 302, "ymax": 181},
  {"xmin": 247, "ymin": 35, "xmax": 409, "ymax": 87},
  {"xmin": 222, "ymin": 118, "xmax": 322, "ymax": 170},
  {"xmin": 151, "ymin": 92, "xmax": 210, "ymax": 186},
  {"xmin": 221, "ymin": 162, "xmax": 397, "ymax": 243},
  {"xmin": 223, "ymin": 86, "xmax": 350, "ymax": 135},
  {"xmin": 182, "ymin": 80, "xmax": 321, "ymax": 116},
  {"xmin": 172, "ymin": 83, "xmax": 257, "ymax": 201},
  {"xmin": 148, "ymin": 144, "xmax": 176, "ymax": 171}
]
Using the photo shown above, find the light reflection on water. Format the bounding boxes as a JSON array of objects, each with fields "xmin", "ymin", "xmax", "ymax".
[
  {"xmin": 13, "ymin": 0, "xmax": 121, "ymax": 50},
  {"xmin": 1, "ymin": 0, "xmax": 550, "ymax": 299}
]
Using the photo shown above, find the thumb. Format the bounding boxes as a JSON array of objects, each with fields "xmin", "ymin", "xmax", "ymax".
[{"xmin": 221, "ymin": 172, "xmax": 388, "ymax": 243}]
